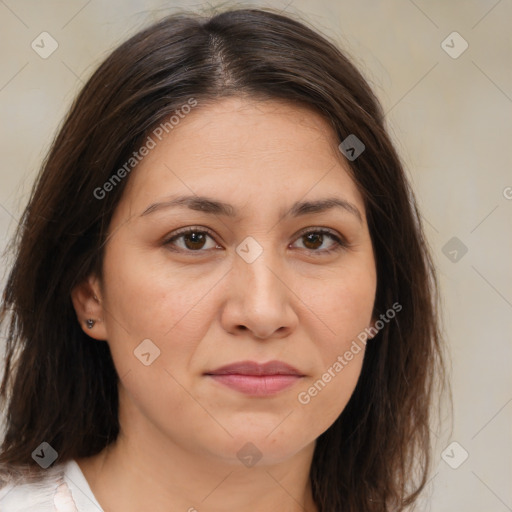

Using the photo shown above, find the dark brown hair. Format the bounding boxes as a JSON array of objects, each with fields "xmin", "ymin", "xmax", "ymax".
[{"xmin": 0, "ymin": 6, "xmax": 448, "ymax": 511}]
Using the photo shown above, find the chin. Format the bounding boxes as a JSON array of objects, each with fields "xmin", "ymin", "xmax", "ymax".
[{"xmin": 202, "ymin": 425, "xmax": 313, "ymax": 468}]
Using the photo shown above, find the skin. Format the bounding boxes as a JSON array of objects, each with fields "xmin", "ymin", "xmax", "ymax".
[{"xmin": 72, "ymin": 96, "xmax": 377, "ymax": 512}]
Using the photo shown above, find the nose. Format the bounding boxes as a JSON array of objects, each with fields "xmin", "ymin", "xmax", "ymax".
[{"xmin": 219, "ymin": 245, "xmax": 299, "ymax": 340}]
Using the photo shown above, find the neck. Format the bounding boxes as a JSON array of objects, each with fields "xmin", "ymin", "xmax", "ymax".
[{"xmin": 77, "ymin": 397, "xmax": 318, "ymax": 512}]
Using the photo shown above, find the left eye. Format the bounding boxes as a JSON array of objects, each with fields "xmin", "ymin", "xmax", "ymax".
[
  {"xmin": 164, "ymin": 227, "xmax": 345, "ymax": 254},
  {"xmin": 291, "ymin": 229, "xmax": 345, "ymax": 253}
]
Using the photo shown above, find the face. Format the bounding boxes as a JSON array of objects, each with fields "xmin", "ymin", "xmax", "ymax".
[{"xmin": 76, "ymin": 96, "xmax": 377, "ymax": 466}]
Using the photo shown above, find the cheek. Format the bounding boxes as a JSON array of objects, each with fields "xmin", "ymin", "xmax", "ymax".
[
  {"xmin": 300, "ymin": 263, "xmax": 376, "ymax": 358},
  {"xmin": 98, "ymin": 237, "xmax": 214, "ymax": 388},
  {"xmin": 297, "ymin": 351, "xmax": 365, "ymax": 432},
  {"xmin": 100, "ymin": 238, "xmax": 224, "ymax": 353},
  {"xmin": 295, "ymin": 303, "xmax": 370, "ymax": 439},
  {"xmin": 289, "ymin": 268, "xmax": 375, "ymax": 437}
]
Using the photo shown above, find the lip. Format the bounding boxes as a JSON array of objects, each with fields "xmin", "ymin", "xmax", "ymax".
[{"xmin": 205, "ymin": 360, "xmax": 304, "ymax": 396}]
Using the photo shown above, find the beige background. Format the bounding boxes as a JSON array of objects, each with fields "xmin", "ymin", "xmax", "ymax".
[{"xmin": 1, "ymin": 0, "xmax": 511, "ymax": 510}]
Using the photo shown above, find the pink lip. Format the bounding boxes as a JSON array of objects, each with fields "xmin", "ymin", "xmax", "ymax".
[{"xmin": 205, "ymin": 360, "xmax": 304, "ymax": 396}]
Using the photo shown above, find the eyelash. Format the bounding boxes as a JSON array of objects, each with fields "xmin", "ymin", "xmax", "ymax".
[{"xmin": 163, "ymin": 226, "xmax": 348, "ymax": 255}]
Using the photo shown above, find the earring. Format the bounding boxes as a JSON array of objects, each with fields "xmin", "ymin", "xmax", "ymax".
[{"xmin": 86, "ymin": 319, "xmax": 95, "ymax": 329}]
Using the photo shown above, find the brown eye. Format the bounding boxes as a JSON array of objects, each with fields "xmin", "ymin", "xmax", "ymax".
[
  {"xmin": 164, "ymin": 228, "xmax": 220, "ymax": 253},
  {"xmin": 302, "ymin": 232, "xmax": 324, "ymax": 250},
  {"xmin": 182, "ymin": 232, "xmax": 207, "ymax": 250},
  {"xmin": 292, "ymin": 229, "xmax": 346, "ymax": 254}
]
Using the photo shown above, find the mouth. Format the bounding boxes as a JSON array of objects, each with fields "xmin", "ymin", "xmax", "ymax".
[{"xmin": 204, "ymin": 360, "xmax": 305, "ymax": 396}]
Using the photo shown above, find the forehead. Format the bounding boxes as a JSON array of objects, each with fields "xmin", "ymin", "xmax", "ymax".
[
  {"xmin": 120, "ymin": 96, "xmax": 363, "ymax": 215},
  {"xmin": 170, "ymin": 96, "xmax": 342, "ymax": 158}
]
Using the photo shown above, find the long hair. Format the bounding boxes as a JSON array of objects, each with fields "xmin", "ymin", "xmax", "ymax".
[{"xmin": 0, "ymin": 7, "xmax": 448, "ymax": 511}]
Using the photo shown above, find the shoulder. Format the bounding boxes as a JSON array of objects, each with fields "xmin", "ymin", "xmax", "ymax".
[
  {"xmin": 0, "ymin": 461, "xmax": 67, "ymax": 511},
  {"xmin": 0, "ymin": 459, "xmax": 101, "ymax": 511}
]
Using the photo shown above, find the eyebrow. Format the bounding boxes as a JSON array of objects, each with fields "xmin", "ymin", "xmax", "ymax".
[{"xmin": 140, "ymin": 194, "xmax": 363, "ymax": 223}]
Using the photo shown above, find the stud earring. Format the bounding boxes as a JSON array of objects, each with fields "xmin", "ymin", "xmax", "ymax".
[{"xmin": 86, "ymin": 319, "xmax": 95, "ymax": 329}]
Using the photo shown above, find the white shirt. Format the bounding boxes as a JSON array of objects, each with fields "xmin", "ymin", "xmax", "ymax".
[{"xmin": 0, "ymin": 459, "xmax": 103, "ymax": 511}]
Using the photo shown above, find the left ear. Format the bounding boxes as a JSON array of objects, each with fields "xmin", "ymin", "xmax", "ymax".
[{"xmin": 70, "ymin": 274, "xmax": 108, "ymax": 341}]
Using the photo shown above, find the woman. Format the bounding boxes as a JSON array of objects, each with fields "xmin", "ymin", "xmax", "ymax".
[{"xmin": 0, "ymin": 7, "xmax": 448, "ymax": 512}]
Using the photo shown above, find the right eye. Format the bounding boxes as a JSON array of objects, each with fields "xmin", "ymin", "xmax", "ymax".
[{"xmin": 163, "ymin": 227, "xmax": 222, "ymax": 253}]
